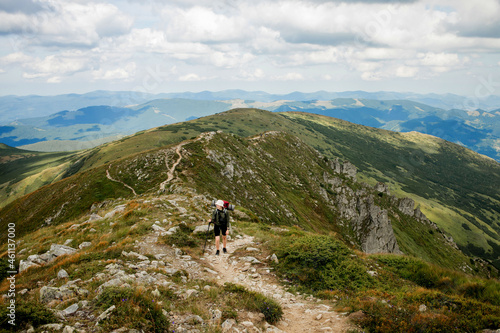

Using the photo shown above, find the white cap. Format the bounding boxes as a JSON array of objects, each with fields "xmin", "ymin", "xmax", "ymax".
[{"xmin": 216, "ymin": 200, "xmax": 224, "ymax": 207}]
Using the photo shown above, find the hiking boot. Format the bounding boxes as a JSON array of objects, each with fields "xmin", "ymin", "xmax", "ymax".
[
  {"xmin": 215, "ymin": 250, "xmax": 220, "ymax": 256},
  {"xmin": 223, "ymin": 248, "xmax": 227, "ymax": 254}
]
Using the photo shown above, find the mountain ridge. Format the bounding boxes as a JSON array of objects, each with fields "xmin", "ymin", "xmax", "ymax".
[{"xmin": 1, "ymin": 108, "xmax": 499, "ymax": 271}]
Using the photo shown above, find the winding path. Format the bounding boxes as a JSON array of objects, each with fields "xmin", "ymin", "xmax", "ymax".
[
  {"xmin": 204, "ymin": 235, "xmax": 355, "ymax": 332},
  {"xmin": 106, "ymin": 164, "xmax": 138, "ymax": 196}
]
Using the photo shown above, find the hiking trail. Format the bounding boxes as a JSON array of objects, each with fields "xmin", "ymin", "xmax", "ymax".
[
  {"xmin": 106, "ymin": 164, "xmax": 137, "ymax": 196},
  {"xmin": 200, "ymin": 234, "xmax": 355, "ymax": 332}
]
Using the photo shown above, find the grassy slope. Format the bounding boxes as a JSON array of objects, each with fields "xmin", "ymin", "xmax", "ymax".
[
  {"xmin": 0, "ymin": 145, "xmax": 80, "ymax": 208},
  {"xmin": 1, "ymin": 108, "xmax": 499, "ymax": 266}
]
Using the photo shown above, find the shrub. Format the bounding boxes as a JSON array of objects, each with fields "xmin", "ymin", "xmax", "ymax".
[
  {"xmin": 162, "ymin": 224, "xmax": 199, "ymax": 248},
  {"xmin": 0, "ymin": 299, "xmax": 57, "ymax": 330},
  {"xmin": 94, "ymin": 287, "xmax": 169, "ymax": 332},
  {"xmin": 224, "ymin": 282, "xmax": 283, "ymax": 324},
  {"xmin": 272, "ymin": 234, "xmax": 372, "ymax": 292}
]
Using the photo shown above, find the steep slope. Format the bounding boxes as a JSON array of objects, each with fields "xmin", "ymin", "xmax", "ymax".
[
  {"xmin": 0, "ymin": 144, "xmax": 80, "ymax": 208},
  {"xmin": 1, "ymin": 109, "xmax": 499, "ymax": 269},
  {"xmin": 0, "ymin": 129, "xmax": 485, "ymax": 275},
  {"xmin": 2, "ymin": 126, "xmax": 500, "ymax": 332}
]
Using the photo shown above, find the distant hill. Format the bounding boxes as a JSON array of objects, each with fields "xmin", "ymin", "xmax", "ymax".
[{"xmin": 2, "ymin": 95, "xmax": 499, "ymax": 162}]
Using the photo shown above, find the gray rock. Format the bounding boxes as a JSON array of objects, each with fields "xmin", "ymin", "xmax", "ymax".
[
  {"xmin": 49, "ymin": 244, "xmax": 77, "ymax": 257},
  {"xmin": 19, "ymin": 260, "xmax": 40, "ymax": 272},
  {"xmin": 152, "ymin": 224, "xmax": 167, "ymax": 233},
  {"xmin": 398, "ymin": 198, "xmax": 415, "ymax": 217},
  {"xmin": 270, "ymin": 254, "xmax": 279, "ymax": 264},
  {"xmin": 62, "ymin": 303, "xmax": 79, "ymax": 316},
  {"xmin": 39, "ymin": 324, "xmax": 64, "ymax": 330},
  {"xmin": 104, "ymin": 205, "xmax": 126, "ymax": 219},
  {"xmin": 222, "ymin": 319, "xmax": 236, "ymax": 332},
  {"xmin": 342, "ymin": 161, "xmax": 357, "ymax": 180},
  {"xmin": 40, "ymin": 286, "xmax": 75, "ymax": 303},
  {"xmin": 79, "ymin": 242, "xmax": 92, "ymax": 249},
  {"xmin": 185, "ymin": 289, "xmax": 198, "ymax": 298},
  {"xmin": 193, "ymin": 224, "xmax": 214, "ymax": 234},
  {"xmin": 96, "ymin": 305, "xmax": 116, "ymax": 325},
  {"xmin": 185, "ymin": 314, "xmax": 204, "ymax": 324},
  {"xmin": 241, "ymin": 256, "xmax": 261, "ymax": 264},
  {"xmin": 210, "ymin": 309, "xmax": 222, "ymax": 324},
  {"xmin": 58, "ymin": 269, "xmax": 69, "ymax": 279}
]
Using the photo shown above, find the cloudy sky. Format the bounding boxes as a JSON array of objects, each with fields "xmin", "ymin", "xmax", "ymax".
[{"xmin": 1, "ymin": 0, "xmax": 499, "ymax": 97}]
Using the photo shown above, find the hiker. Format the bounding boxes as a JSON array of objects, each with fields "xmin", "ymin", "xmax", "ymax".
[{"xmin": 208, "ymin": 199, "xmax": 230, "ymax": 255}]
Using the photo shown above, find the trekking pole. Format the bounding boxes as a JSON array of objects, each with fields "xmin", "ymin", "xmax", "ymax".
[{"xmin": 203, "ymin": 222, "xmax": 213, "ymax": 254}]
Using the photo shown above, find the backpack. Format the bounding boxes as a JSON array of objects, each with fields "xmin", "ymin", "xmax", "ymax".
[{"xmin": 211, "ymin": 199, "xmax": 235, "ymax": 211}]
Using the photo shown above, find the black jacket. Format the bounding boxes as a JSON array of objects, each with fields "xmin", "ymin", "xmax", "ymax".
[{"xmin": 211, "ymin": 208, "xmax": 229, "ymax": 226}]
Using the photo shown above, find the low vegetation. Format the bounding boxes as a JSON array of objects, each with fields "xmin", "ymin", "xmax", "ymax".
[{"xmin": 245, "ymin": 225, "xmax": 500, "ymax": 333}]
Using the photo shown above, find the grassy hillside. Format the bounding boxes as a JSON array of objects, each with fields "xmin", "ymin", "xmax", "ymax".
[
  {"xmin": 1, "ymin": 108, "xmax": 499, "ymax": 268},
  {"xmin": 1, "ymin": 129, "xmax": 499, "ymax": 332},
  {"xmin": 0, "ymin": 145, "xmax": 80, "ymax": 208}
]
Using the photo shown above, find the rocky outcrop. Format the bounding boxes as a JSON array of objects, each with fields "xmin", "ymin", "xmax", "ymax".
[
  {"xmin": 335, "ymin": 187, "xmax": 402, "ymax": 254},
  {"xmin": 19, "ymin": 244, "xmax": 78, "ymax": 272}
]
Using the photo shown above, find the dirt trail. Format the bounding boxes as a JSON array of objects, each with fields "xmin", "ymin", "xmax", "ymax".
[
  {"xmin": 106, "ymin": 164, "xmax": 137, "ymax": 195},
  {"xmin": 202, "ymin": 235, "xmax": 355, "ymax": 332},
  {"xmin": 160, "ymin": 143, "xmax": 185, "ymax": 191}
]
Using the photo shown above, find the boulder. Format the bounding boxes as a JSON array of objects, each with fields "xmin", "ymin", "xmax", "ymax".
[
  {"xmin": 193, "ymin": 224, "xmax": 214, "ymax": 234},
  {"xmin": 57, "ymin": 269, "xmax": 69, "ymax": 279},
  {"xmin": 398, "ymin": 198, "xmax": 415, "ymax": 217},
  {"xmin": 49, "ymin": 244, "xmax": 77, "ymax": 257}
]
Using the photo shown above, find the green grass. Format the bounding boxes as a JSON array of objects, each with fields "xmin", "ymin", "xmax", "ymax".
[{"xmin": 2, "ymin": 109, "xmax": 499, "ymax": 268}]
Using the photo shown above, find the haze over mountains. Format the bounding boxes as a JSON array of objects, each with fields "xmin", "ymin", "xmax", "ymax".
[{"xmin": 1, "ymin": 90, "xmax": 499, "ymax": 162}]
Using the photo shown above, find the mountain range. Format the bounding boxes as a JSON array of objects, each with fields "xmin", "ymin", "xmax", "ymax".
[
  {"xmin": 0, "ymin": 91, "xmax": 499, "ymax": 162},
  {"xmin": 1, "ymin": 108, "xmax": 500, "ymax": 331}
]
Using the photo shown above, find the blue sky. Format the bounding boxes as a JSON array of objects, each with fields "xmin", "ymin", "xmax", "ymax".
[{"xmin": 1, "ymin": 0, "xmax": 499, "ymax": 97}]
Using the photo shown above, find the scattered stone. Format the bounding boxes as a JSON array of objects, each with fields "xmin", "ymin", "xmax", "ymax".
[
  {"xmin": 58, "ymin": 269, "xmax": 69, "ymax": 279},
  {"xmin": 50, "ymin": 244, "xmax": 77, "ymax": 257},
  {"xmin": 316, "ymin": 313, "xmax": 323, "ymax": 320},
  {"xmin": 79, "ymin": 242, "xmax": 92, "ymax": 249},
  {"xmin": 96, "ymin": 305, "xmax": 116, "ymax": 325},
  {"xmin": 210, "ymin": 309, "xmax": 222, "ymax": 325},
  {"xmin": 62, "ymin": 303, "xmax": 79, "ymax": 316},
  {"xmin": 246, "ymin": 247, "xmax": 260, "ymax": 252},
  {"xmin": 221, "ymin": 319, "xmax": 236, "ymax": 332},
  {"xmin": 185, "ymin": 289, "xmax": 198, "ymax": 298},
  {"xmin": 270, "ymin": 254, "xmax": 279, "ymax": 264},
  {"xmin": 240, "ymin": 256, "xmax": 261, "ymax": 264},
  {"xmin": 193, "ymin": 224, "xmax": 214, "ymax": 234},
  {"xmin": 39, "ymin": 324, "xmax": 64, "ymax": 331},
  {"xmin": 419, "ymin": 304, "xmax": 427, "ymax": 312},
  {"xmin": 19, "ymin": 260, "xmax": 40, "ymax": 272},
  {"xmin": 347, "ymin": 310, "xmax": 366, "ymax": 322},
  {"xmin": 40, "ymin": 286, "xmax": 75, "ymax": 304},
  {"xmin": 152, "ymin": 288, "xmax": 161, "ymax": 298}
]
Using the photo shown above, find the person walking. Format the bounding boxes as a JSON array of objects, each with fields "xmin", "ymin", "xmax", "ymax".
[{"xmin": 208, "ymin": 199, "xmax": 230, "ymax": 255}]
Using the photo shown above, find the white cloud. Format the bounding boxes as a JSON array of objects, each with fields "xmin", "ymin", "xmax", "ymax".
[
  {"xmin": 1, "ymin": 0, "xmax": 500, "ymax": 95},
  {"xmin": 396, "ymin": 66, "xmax": 419, "ymax": 78},
  {"xmin": 92, "ymin": 62, "xmax": 136, "ymax": 81},
  {"xmin": 162, "ymin": 5, "xmax": 249, "ymax": 43},
  {"xmin": 272, "ymin": 72, "xmax": 305, "ymax": 81},
  {"xmin": 0, "ymin": 0, "xmax": 133, "ymax": 47},
  {"xmin": 22, "ymin": 51, "xmax": 89, "ymax": 79},
  {"xmin": 178, "ymin": 73, "xmax": 205, "ymax": 81},
  {"xmin": 0, "ymin": 52, "xmax": 33, "ymax": 65}
]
